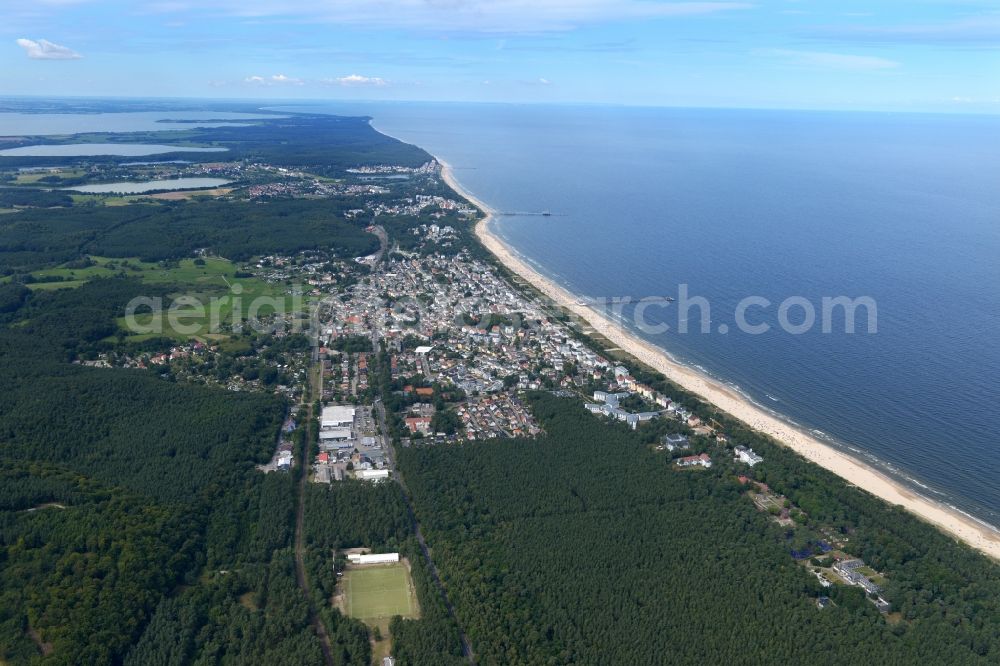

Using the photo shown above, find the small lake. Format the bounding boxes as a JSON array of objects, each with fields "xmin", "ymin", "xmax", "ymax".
[
  {"xmin": 0, "ymin": 144, "xmax": 229, "ymax": 157},
  {"xmin": 67, "ymin": 178, "xmax": 232, "ymax": 193}
]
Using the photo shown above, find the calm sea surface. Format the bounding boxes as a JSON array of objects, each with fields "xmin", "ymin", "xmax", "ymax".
[{"xmin": 10, "ymin": 103, "xmax": 1000, "ymax": 529}]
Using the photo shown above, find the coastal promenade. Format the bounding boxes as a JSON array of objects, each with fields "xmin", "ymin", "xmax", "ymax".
[{"xmin": 438, "ymin": 159, "xmax": 1000, "ymax": 563}]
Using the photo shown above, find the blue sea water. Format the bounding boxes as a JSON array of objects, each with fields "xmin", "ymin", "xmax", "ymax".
[{"xmin": 309, "ymin": 102, "xmax": 1000, "ymax": 529}]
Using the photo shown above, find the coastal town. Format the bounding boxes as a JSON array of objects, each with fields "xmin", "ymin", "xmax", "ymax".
[
  {"xmin": 295, "ymin": 204, "xmax": 901, "ymax": 616},
  {"xmin": 5, "ymin": 88, "xmax": 1000, "ymax": 666},
  {"xmin": 53, "ymin": 150, "xmax": 907, "ymax": 617}
]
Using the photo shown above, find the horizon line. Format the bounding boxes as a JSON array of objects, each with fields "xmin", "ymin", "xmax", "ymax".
[{"xmin": 1, "ymin": 94, "xmax": 998, "ymax": 118}]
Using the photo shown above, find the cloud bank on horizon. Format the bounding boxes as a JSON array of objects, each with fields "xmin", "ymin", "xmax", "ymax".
[{"xmin": 1, "ymin": 0, "xmax": 998, "ymax": 112}]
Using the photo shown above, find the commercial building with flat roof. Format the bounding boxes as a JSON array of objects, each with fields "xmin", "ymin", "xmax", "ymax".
[
  {"xmin": 321, "ymin": 405, "xmax": 356, "ymax": 429},
  {"xmin": 357, "ymin": 468, "xmax": 390, "ymax": 482},
  {"xmin": 319, "ymin": 428, "xmax": 353, "ymax": 441}
]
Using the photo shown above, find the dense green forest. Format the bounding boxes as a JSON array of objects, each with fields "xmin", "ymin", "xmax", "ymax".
[
  {"xmin": 0, "ymin": 188, "xmax": 73, "ymax": 208},
  {"xmin": 0, "ymin": 274, "xmax": 311, "ymax": 663},
  {"xmin": 0, "ymin": 198, "xmax": 379, "ymax": 272},
  {"xmin": 397, "ymin": 392, "xmax": 1000, "ymax": 665},
  {"xmin": 0, "ymin": 272, "xmax": 464, "ymax": 664}
]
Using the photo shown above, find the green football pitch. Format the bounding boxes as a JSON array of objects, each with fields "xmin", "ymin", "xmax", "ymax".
[{"xmin": 343, "ymin": 564, "xmax": 419, "ymax": 621}]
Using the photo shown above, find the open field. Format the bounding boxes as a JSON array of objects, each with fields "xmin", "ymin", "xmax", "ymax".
[
  {"xmin": 55, "ymin": 189, "xmax": 231, "ymax": 206},
  {"xmin": 68, "ymin": 193, "xmax": 104, "ymax": 205},
  {"xmin": 149, "ymin": 187, "xmax": 232, "ymax": 200},
  {"xmin": 2, "ymin": 255, "xmax": 300, "ymax": 338},
  {"xmin": 340, "ymin": 561, "xmax": 420, "ymax": 664},
  {"xmin": 13, "ymin": 169, "xmax": 86, "ymax": 185},
  {"xmin": 112, "ymin": 257, "xmax": 298, "ymax": 339},
  {"xmin": 66, "ymin": 193, "xmax": 149, "ymax": 206},
  {"xmin": 342, "ymin": 562, "xmax": 419, "ymax": 623},
  {"xmin": 23, "ymin": 256, "xmax": 252, "ymax": 286},
  {"xmin": 13, "ymin": 173, "xmax": 46, "ymax": 184}
]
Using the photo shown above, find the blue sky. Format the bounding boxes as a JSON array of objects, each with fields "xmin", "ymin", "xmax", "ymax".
[{"xmin": 2, "ymin": 1, "xmax": 998, "ymax": 112}]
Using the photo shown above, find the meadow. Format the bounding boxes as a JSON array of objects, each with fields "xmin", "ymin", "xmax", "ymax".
[{"xmin": 6, "ymin": 256, "xmax": 302, "ymax": 339}]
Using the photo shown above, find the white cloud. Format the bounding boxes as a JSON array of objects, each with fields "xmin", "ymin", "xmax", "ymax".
[
  {"xmin": 758, "ymin": 48, "xmax": 899, "ymax": 71},
  {"xmin": 15, "ymin": 38, "xmax": 82, "ymax": 60},
  {"xmin": 244, "ymin": 73, "xmax": 303, "ymax": 85},
  {"xmin": 325, "ymin": 74, "xmax": 388, "ymax": 87},
  {"xmin": 144, "ymin": 1, "xmax": 752, "ymax": 33},
  {"xmin": 538, "ymin": 77, "xmax": 552, "ymax": 85}
]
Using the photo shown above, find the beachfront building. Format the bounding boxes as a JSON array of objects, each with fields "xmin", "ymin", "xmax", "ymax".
[
  {"xmin": 834, "ymin": 559, "xmax": 882, "ymax": 596},
  {"xmin": 676, "ymin": 453, "xmax": 713, "ymax": 469},
  {"xmin": 586, "ymin": 390, "xmax": 660, "ymax": 429},
  {"xmin": 735, "ymin": 445, "xmax": 764, "ymax": 467},
  {"xmin": 662, "ymin": 434, "xmax": 690, "ymax": 451}
]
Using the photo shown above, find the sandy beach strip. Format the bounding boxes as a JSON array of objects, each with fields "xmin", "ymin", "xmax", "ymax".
[{"xmin": 437, "ymin": 159, "xmax": 1000, "ymax": 562}]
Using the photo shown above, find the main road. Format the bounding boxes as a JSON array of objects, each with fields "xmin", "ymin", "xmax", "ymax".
[
  {"xmin": 293, "ymin": 363, "xmax": 335, "ymax": 666},
  {"xmin": 368, "ymin": 329, "xmax": 475, "ymax": 663}
]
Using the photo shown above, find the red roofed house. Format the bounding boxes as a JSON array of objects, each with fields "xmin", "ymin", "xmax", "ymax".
[
  {"xmin": 405, "ymin": 417, "xmax": 432, "ymax": 434},
  {"xmin": 676, "ymin": 453, "xmax": 713, "ymax": 468}
]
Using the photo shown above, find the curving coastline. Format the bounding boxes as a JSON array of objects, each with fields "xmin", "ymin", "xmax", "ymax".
[{"xmin": 438, "ymin": 158, "xmax": 1000, "ymax": 563}]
